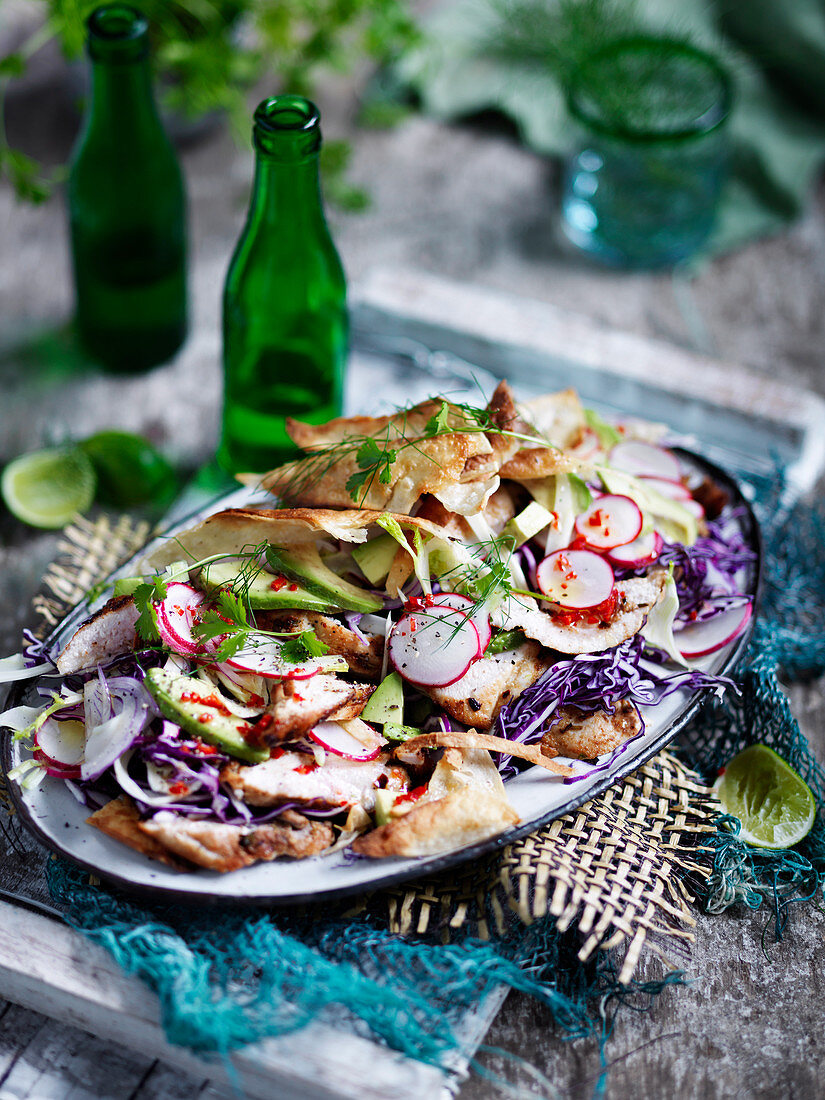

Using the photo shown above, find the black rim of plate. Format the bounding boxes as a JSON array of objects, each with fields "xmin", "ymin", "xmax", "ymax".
[{"xmin": 1, "ymin": 448, "xmax": 763, "ymax": 908}]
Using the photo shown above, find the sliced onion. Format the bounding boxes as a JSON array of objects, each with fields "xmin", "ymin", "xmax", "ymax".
[
  {"xmin": 574, "ymin": 494, "xmax": 643, "ymax": 550},
  {"xmin": 81, "ymin": 677, "xmax": 158, "ymax": 781},
  {"xmin": 389, "ymin": 610, "xmax": 480, "ymax": 687},
  {"xmin": 113, "ymin": 750, "xmax": 187, "ymax": 807},
  {"xmin": 536, "ymin": 549, "xmax": 615, "ymax": 609}
]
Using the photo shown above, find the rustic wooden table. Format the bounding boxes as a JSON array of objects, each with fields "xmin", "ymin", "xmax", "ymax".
[{"xmin": 1, "ymin": 59, "xmax": 824, "ymax": 1098}]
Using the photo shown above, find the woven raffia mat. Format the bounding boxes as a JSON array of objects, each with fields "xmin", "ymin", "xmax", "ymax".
[{"xmin": 28, "ymin": 516, "xmax": 723, "ymax": 984}]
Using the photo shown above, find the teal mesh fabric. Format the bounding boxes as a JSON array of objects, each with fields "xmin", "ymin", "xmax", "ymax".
[{"xmin": 45, "ymin": 471, "xmax": 825, "ymax": 1062}]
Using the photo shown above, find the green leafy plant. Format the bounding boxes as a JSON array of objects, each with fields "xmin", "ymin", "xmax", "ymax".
[{"xmin": 0, "ymin": 0, "xmax": 419, "ymax": 204}]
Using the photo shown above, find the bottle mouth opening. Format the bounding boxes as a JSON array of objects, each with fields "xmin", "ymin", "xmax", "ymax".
[
  {"xmin": 254, "ymin": 96, "xmax": 321, "ymax": 135},
  {"xmin": 87, "ymin": 4, "xmax": 149, "ymax": 60}
]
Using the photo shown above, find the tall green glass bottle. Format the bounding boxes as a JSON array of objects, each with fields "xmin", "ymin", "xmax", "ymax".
[
  {"xmin": 67, "ymin": 4, "xmax": 187, "ymax": 373},
  {"xmin": 218, "ymin": 95, "xmax": 347, "ymax": 474}
]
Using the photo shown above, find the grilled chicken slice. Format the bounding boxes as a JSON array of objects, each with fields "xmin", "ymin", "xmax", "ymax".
[
  {"xmin": 541, "ymin": 700, "xmax": 642, "ymax": 760},
  {"xmin": 139, "ymin": 809, "xmax": 334, "ymax": 871},
  {"xmin": 425, "ymin": 642, "xmax": 551, "ymax": 728},
  {"xmin": 221, "ymin": 751, "xmax": 396, "ymax": 810},
  {"xmin": 57, "ymin": 595, "xmax": 139, "ymax": 674},
  {"xmin": 491, "ymin": 571, "xmax": 668, "ymax": 655},
  {"xmin": 258, "ymin": 674, "xmax": 357, "ymax": 743},
  {"xmin": 262, "ymin": 611, "xmax": 383, "ymax": 678}
]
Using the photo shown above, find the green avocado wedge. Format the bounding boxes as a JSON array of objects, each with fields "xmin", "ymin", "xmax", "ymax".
[
  {"xmin": 197, "ymin": 560, "xmax": 332, "ymax": 612},
  {"xmin": 265, "ymin": 544, "xmax": 384, "ymax": 614},
  {"xmin": 144, "ymin": 667, "xmax": 268, "ymax": 764}
]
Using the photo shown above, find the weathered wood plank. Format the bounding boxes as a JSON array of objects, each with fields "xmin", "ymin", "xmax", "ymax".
[{"xmin": 0, "ymin": 900, "xmax": 452, "ymax": 1100}]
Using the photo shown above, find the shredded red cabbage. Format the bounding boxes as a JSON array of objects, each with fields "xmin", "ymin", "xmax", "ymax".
[{"xmin": 658, "ymin": 510, "xmax": 756, "ymax": 623}]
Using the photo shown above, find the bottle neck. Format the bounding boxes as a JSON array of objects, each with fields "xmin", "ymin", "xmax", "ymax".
[
  {"xmin": 248, "ymin": 151, "xmax": 326, "ymax": 230},
  {"xmin": 87, "ymin": 52, "xmax": 162, "ymax": 135}
]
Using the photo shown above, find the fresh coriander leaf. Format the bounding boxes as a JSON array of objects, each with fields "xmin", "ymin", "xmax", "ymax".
[
  {"xmin": 212, "ymin": 633, "xmax": 247, "ymax": 662},
  {"xmin": 133, "ymin": 582, "xmax": 161, "ymax": 643},
  {"xmin": 151, "ymin": 575, "xmax": 168, "ymax": 601},
  {"xmin": 281, "ymin": 630, "xmax": 329, "ymax": 663},
  {"xmin": 424, "ymin": 400, "xmax": 451, "ymax": 436},
  {"xmin": 216, "ymin": 587, "xmax": 249, "ymax": 629},
  {"xmin": 193, "ymin": 608, "xmax": 234, "ymax": 643}
]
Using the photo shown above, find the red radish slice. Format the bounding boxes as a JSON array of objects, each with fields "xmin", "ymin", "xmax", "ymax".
[
  {"xmin": 33, "ymin": 748, "xmax": 82, "ymax": 780},
  {"xmin": 574, "ymin": 494, "xmax": 643, "ymax": 550},
  {"xmin": 638, "ymin": 476, "xmax": 691, "ymax": 500},
  {"xmin": 429, "ymin": 593, "xmax": 492, "ymax": 656},
  {"xmin": 675, "ymin": 601, "xmax": 753, "ymax": 658},
  {"xmin": 389, "ymin": 610, "xmax": 480, "ymax": 687},
  {"xmin": 226, "ymin": 634, "xmax": 321, "ymax": 680},
  {"xmin": 309, "ymin": 721, "xmax": 382, "ymax": 761},
  {"xmin": 156, "ymin": 583, "xmax": 207, "ymax": 656},
  {"xmin": 609, "ymin": 441, "xmax": 682, "ymax": 480},
  {"xmin": 536, "ymin": 549, "xmax": 615, "ymax": 609},
  {"xmin": 35, "ymin": 717, "xmax": 86, "ymax": 767},
  {"xmin": 607, "ymin": 530, "xmax": 663, "ymax": 568}
]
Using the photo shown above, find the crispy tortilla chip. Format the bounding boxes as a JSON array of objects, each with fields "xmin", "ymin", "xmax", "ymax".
[
  {"xmin": 519, "ymin": 388, "xmax": 587, "ymax": 449},
  {"xmin": 247, "ymin": 400, "xmax": 494, "ymax": 514},
  {"xmin": 87, "ymin": 797, "xmax": 189, "ymax": 870},
  {"xmin": 395, "ymin": 731, "xmax": 573, "ymax": 776},
  {"xmin": 351, "ymin": 787, "xmax": 519, "ymax": 858},
  {"xmin": 144, "ymin": 507, "xmax": 448, "ymax": 572}
]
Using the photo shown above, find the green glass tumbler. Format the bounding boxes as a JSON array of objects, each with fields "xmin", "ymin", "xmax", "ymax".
[{"xmin": 561, "ymin": 36, "xmax": 733, "ymax": 268}]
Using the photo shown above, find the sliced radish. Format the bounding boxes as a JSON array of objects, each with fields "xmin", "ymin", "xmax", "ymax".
[
  {"xmin": 609, "ymin": 441, "xmax": 682, "ymax": 480},
  {"xmin": 33, "ymin": 749, "xmax": 82, "ymax": 780},
  {"xmin": 675, "ymin": 600, "xmax": 753, "ymax": 658},
  {"xmin": 607, "ymin": 530, "xmax": 663, "ymax": 568},
  {"xmin": 389, "ymin": 610, "xmax": 480, "ymax": 687},
  {"xmin": 569, "ymin": 426, "xmax": 601, "ymax": 461},
  {"xmin": 309, "ymin": 721, "xmax": 383, "ymax": 761},
  {"xmin": 35, "ymin": 717, "xmax": 86, "ymax": 768},
  {"xmin": 226, "ymin": 634, "xmax": 322, "ymax": 680},
  {"xmin": 638, "ymin": 476, "xmax": 691, "ymax": 501},
  {"xmin": 574, "ymin": 494, "xmax": 642, "ymax": 550},
  {"xmin": 536, "ymin": 549, "xmax": 615, "ymax": 609},
  {"xmin": 155, "ymin": 583, "xmax": 207, "ymax": 656},
  {"xmin": 429, "ymin": 593, "xmax": 492, "ymax": 656}
]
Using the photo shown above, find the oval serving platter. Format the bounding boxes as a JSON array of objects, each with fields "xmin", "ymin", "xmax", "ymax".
[{"xmin": 2, "ymin": 449, "xmax": 761, "ymax": 906}]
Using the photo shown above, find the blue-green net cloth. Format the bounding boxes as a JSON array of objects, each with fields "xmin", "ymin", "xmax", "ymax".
[{"xmin": 45, "ymin": 469, "xmax": 825, "ymax": 1067}]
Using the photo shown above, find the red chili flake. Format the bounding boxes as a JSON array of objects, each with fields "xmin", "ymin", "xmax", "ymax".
[
  {"xmin": 193, "ymin": 739, "xmax": 218, "ymax": 756},
  {"xmin": 395, "ymin": 785, "xmax": 427, "ymax": 805},
  {"xmin": 169, "ymin": 781, "xmax": 189, "ymax": 796},
  {"xmin": 549, "ymin": 588, "xmax": 618, "ymax": 627},
  {"xmin": 550, "ymin": 511, "xmax": 559, "ymax": 529},
  {"xmin": 197, "ymin": 713, "xmax": 213, "ymax": 724},
  {"xmin": 295, "ymin": 762, "xmax": 317, "ymax": 775},
  {"xmin": 587, "ymin": 509, "xmax": 604, "ymax": 528},
  {"xmin": 689, "ymin": 610, "xmax": 698, "ymax": 621},
  {"xmin": 565, "ymin": 570, "xmax": 577, "ymax": 580},
  {"xmin": 269, "ymin": 576, "xmax": 288, "ymax": 591},
  {"xmin": 555, "ymin": 554, "xmax": 570, "ymax": 572},
  {"xmin": 288, "ymin": 583, "xmax": 299, "ymax": 592},
  {"xmin": 270, "ymin": 745, "xmax": 285, "ymax": 759},
  {"xmin": 180, "ymin": 691, "xmax": 231, "ymax": 717}
]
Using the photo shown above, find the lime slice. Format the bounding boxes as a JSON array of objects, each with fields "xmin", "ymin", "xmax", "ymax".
[
  {"xmin": 1, "ymin": 447, "xmax": 96, "ymax": 529},
  {"xmin": 78, "ymin": 430, "xmax": 177, "ymax": 508},
  {"xmin": 715, "ymin": 745, "xmax": 816, "ymax": 849}
]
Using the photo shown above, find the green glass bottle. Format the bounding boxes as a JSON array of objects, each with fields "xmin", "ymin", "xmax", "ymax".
[
  {"xmin": 67, "ymin": 4, "xmax": 187, "ymax": 373},
  {"xmin": 218, "ymin": 95, "xmax": 347, "ymax": 474}
]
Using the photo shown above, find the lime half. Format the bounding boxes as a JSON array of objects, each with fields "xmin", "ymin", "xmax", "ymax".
[
  {"xmin": 715, "ymin": 745, "xmax": 816, "ymax": 849},
  {"xmin": 1, "ymin": 447, "xmax": 96, "ymax": 529}
]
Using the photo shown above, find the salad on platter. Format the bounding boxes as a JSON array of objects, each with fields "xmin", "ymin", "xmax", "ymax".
[{"xmin": 1, "ymin": 382, "xmax": 756, "ymax": 875}]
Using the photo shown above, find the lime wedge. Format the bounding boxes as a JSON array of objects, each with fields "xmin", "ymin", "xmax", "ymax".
[
  {"xmin": 715, "ymin": 745, "xmax": 816, "ymax": 849},
  {"xmin": 78, "ymin": 430, "xmax": 177, "ymax": 508},
  {"xmin": 1, "ymin": 447, "xmax": 96, "ymax": 529}
]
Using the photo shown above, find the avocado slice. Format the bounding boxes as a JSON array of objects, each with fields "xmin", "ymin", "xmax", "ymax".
[
  {"xmin": 351, "ymin": 533, "xmax": 398, "ymax": 586},
  {"xmin": 144, "ymin": 667, "xmax": 268, "ymax": 764},
  {"xmin": 360, "ymin": 671, "xmax": 404, "ymax": 727},
  {"xmin": 502, "ymin": 501, "xmax": 556, "ymax": 547},
  {"xmin": 197, "ymin": 560, "xmax": 333, "ymax": 612},
  {"xmin": 265, "ymin": 545, "xmax": 384, "ymax": 614}
]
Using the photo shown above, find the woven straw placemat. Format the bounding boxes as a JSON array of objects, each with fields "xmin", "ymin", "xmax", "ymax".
[{"xmin": 28, "ymin": 515, "xmax": 722, "ymax": 984}]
